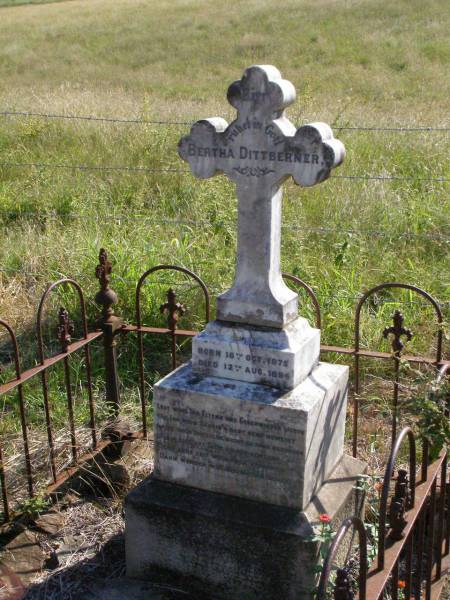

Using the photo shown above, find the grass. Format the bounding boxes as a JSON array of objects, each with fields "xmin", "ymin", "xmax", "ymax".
[
  {"xmin": 0, "ymin": 0, "xmax": 448, "ymax": 495},
  {"xmin": 0, "ymin": 0, "xmax": 62, "ymax": 5}
]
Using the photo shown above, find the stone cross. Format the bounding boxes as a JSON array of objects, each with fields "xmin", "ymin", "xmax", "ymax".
[{"xmin": 179, "ymin": 65, "xmax": 345, "ymax": 329}]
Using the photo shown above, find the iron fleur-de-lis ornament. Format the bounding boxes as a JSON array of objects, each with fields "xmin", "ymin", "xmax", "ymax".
[
  {"xmin": 383, "ymin": 310, "xmax": 413, "ymax": 356},
  {"xmin": 57, "ymin": 307, "xmax": 75, "ymax": 353},
  {"xmin": 160, "ymin": 289, "xmax": 186, "ymax": 331}
]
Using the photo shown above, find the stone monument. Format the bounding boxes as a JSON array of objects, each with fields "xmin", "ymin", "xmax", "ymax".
[{"xmin": 126, "ymin": 66, "xmax": 365, "ymax": 599}]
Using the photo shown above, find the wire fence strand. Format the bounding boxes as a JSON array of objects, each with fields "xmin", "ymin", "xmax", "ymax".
[
  {"xmin": 0, "ymin": 210, "xmax": 448, "ymax": 241},
  {"xmin": 0, "ymin": 161, "xmax": 448, "ymax": 183},
  {"xmin": 0, "ymin": 265, "xmax": 448, "ymax": 307},
  {"xmin": 0, "ymin": 111, "xmax": 192, "ymax": 126},
  {"xmin": 1, "ymin": 111, "xmax": 450, "ymax": 132}
]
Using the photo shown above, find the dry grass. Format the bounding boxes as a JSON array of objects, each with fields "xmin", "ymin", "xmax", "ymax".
[
  {"xmin": 0, "ymin": 0, "xmax": 449, "ymax": 121},
  {"xmin": 23, "ymin": 500, "xmax": 126, "ymax": 600},
  {"xmin": 0, "ymin": 3, "xmax": 448, "ymax": 593}
]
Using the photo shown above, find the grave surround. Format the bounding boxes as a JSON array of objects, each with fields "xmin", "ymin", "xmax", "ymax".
[{"xmin": 126, "ymin": 65, "xmax": 364, "ymax": 600}]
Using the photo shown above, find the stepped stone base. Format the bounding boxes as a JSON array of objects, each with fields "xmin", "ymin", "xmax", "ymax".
[
  {"xmin": 192, "ymin": 317, "xmax": 320, "ymax": 390},
  {"xmin": 125, "ymin": 455, "xmax": 366, "ymax": 600},
  {"xmin": 154, "ymin": 361, "xmax": 348, "ymax": 510}
]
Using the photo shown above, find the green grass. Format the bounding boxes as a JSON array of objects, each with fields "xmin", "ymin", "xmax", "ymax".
[
  {"xmin": 0, "ymin": 0, "xmax": 448, "ymax": 467},
  {"xmin": 0, "ymin": 0, "xmax": 62, "ymax": 6}
]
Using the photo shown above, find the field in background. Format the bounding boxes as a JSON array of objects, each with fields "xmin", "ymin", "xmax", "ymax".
[
  {"xmin": 0, "ymin": 0, "xmax": 448, "ymax": 533},
  {"xmin": 0, "ymin": 0, "xmax": 61, "ymax": 6},
  {"xmin": 0, "ymin": 0, "xmax": 448, "ymax": 359}
]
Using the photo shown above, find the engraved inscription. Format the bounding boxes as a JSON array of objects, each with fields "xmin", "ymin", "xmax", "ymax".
[
  {"xmin": 195, "ymin": 344, "xmax": 292, "ymax": 382},
  {"xmin": 187, "ymin": 143, "xmax": 320, "ymax": 166},
  {"xmin": 155, "ymin": 401, "xmax": 304, "ymax": 485},
  {"xmin": 233, "ymin": 166, "xmax": 275, "ymax": 177}
]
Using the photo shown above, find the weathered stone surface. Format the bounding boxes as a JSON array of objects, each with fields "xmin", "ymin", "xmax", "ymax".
[
  {"xmin": 125, "ymin": 455, "xmax": 365, "ymax": 600},
  {"xmin": 179, "ymin": 65, "xmax": 345, "ymax": 329},
  {"xmin": 192, "ymin": 317, "xmax": 320, "ymax": 390},
  {"xmin": 32, "ymin": 510, "xmax": 64, "ymax": 536},
  {"xmin": 0, "ymin": 528, "xmax": 44, "ymax": 585},
  {"xmin": 0, "ymin": 562, "xmax": 26, "ymax": 599},
  {"xmin": 84, "ymin": 578, "xmax": 197, "ymax": 600},
  {"xmin": 154, "ymin": 361, "xmax": 348, "ymax": 510}
]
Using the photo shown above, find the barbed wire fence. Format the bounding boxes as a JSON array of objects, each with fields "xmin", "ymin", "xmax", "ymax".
[
  {"xmin": 0, "ymin": 108, "xmax": 449, "ymax": 310},
  {"xmin": 0, "ymin": 209, "xmax": 448, "ymax": 241},
  {"xmin": 0, "ymin": 263, "xmax": 448, "ymax": 308},
  {"xmin": 1, "ymin": 110, "xmax": 450, "ymax": 132},
  {"xmin": 0, "ymin": 160, "xmax": 449, "ymax": 182},
  {"xmin": 0, "ymin": 110, "xmax": 449, "ymax": 181}
]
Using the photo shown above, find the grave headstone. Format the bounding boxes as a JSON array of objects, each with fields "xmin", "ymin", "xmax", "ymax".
[{"xmin": 126, "ymin": 65, "xmax": 365, "ymax": 600}]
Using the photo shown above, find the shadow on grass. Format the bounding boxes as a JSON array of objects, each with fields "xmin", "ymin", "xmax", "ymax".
[{"xmin": 23, "ymin": 529, "xmax": 193, "ymax": 600}]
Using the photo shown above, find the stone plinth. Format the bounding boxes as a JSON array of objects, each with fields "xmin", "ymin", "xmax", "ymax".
[
  {"xmin": 192, "ymin": 317, "xmax": 320, "ymax": 390},
  {"xmin": 153, "ymin": 361, "xmax": 348, "ymax": 510},
  {"xmin": 125, "ymin": 455, "xmax": 366, "ymax": 600}
]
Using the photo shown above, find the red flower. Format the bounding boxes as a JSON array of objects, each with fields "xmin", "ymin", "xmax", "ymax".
[
  {"xmin": 319, "ymin": 514, "xmax": 331, "ymax": 523},
  {"xmin": 398, "ymin": 581, "xmax": 406, "ymax": 589}
]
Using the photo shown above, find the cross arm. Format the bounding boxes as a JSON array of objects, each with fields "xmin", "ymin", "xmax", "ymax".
[
  {"xmin": 289, "ymin": 122, "xmax": 346, "ymax": 187},
  {"xmin": 178, "ymin": 117, "xmax": 229, "ymax": 179}
]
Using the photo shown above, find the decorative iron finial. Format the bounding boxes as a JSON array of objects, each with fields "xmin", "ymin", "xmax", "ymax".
[
  {"xmin": 383, "ymin": 310, "xmax": 413, "ymax": 356},
  {"xmin": 95, "ymin": 248, "xmax": 118, "ymax": 321},
  {"xmin": 389, "ymin": 468, "xmax": 409, "ymax": 540},
  {"xmin": 160, "ymin": 289, "xmax": 186, "ymax": 332},
  {"xmin": 334, "ymin": 568, "xmax": 354, "ymax": 600},
  {"xmin": 395, "ymin": 469, "xmax": 410, "ymax": 506},
  {"xmin": 57, "ymin": 307, "xmax": 75, "ymax": 353},
  {"xmin": 96, "ymin": 248, "xmax": 112, "ymax": 291}
]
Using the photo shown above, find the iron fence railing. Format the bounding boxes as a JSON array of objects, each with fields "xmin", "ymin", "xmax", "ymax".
[
  {"xmin": 0, "ymin": 248, "xmax": 448, "ymax": 594},
  {"xmin": 318, "ymin": 422, "xmax": 449, "ymax": 599}
]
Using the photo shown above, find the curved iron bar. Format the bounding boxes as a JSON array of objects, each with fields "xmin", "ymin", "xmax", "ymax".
[
  {"xmin": 377, "ymin": 426, "xmax": 416, "ymax": 570},
  {"xmin": 421, "ymin": 362, "xmax": 449, "ymax": 483},
  {"xmin": 353, "ymin": 282, "xmax": 443, "ymax": 458},
  {"xmin": 282, "ymin": 273, "xmax": 321, "ymax": 329},
  {"xmin": 317, "ymin": 515, "xmax": 367, "ymax": 600},
  {"xmin": 36, "ymin": 279, "xmax": 92, "ymax": 479},
  {"xmin": 136, "ymin": 265, "xmax": 210, "ymax": 327},
  {"xmin": 0, "ymin": 319, "xmax": 33, "ymax": 506},
  {"xmin": 135, "ymin": 265, "xmax": 210, "ymax": 436},
  {"xmin": 37, "ymin": 278, "xmax": 89, "ymax": 356},
  {"xmin": 0, "ymin": 320, "xmax": 21, "ymax": 378},
  {"xmin": 436, "ymin": 362, "xmax": 449, "ymax": 385}
]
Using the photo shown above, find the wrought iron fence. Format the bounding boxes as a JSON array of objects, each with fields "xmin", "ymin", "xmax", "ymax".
[
  {"xmin": 317, "ymin": 417, "xmax": 449, "ymax": 599},
  {"xmin": 0, "ymin": 248, "xmax": 448, "ymax": 594}
]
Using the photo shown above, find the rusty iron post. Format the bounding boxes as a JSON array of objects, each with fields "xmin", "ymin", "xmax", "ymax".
[
  {"xmin": 160, "ymin": 288, "xmax": 186, "ymax": 371},
  {"xmin": 57, "ymin": 307, "xmax": 77, "ymax": 464},
  {"xmin": 334, "ymin": 569, "xmax": 354, "ymax": 600},
  {"xmin": 383, "ymin": 310, "xmax": 413, "ymax": 445},
  {"xmin": 389, "ymin": 469, "xmax": 409, "ymax": 540},
  {"xmin": 95, "ymin": 249, "xmax": 123, "ymax": 416}
]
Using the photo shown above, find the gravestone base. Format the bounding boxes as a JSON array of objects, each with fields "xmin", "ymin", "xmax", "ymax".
[
  {"xmin": 153, "ymin": 361, "xmax": 348, "ymax": 510},
  {"xmin": 125, "ymin": 455, "xmax": 366, "ymax": 600},
  {"xmin": 192, "ymin": 317, "xmax": 320, "ymax": 390}
]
